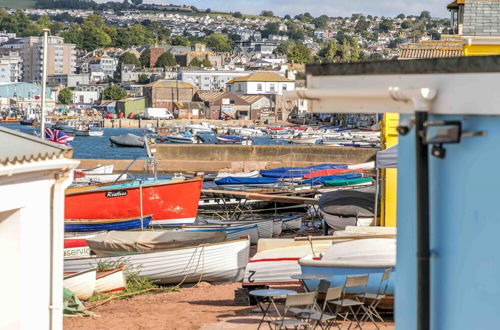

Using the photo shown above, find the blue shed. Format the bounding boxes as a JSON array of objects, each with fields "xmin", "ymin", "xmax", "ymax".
[{"xmin": 293, "ymin": 55, "xmax": 500, "ymax": 329}]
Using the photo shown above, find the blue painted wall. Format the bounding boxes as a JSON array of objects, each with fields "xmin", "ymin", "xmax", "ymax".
[
  {"xmin": 0, "ymin": 82, "xmax": 52, "ymax": 99},
  {"xmin": 396, "ymin": 115, "xmax": 500, "ymax": 329}
]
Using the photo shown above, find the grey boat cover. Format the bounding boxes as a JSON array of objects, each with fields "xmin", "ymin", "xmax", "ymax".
[
  {"xmin": 376, "ymin": 145, "xmax": 397, "ymax": 169},
  {"xmin": 109, "ymin": 133, "xmax": 145, "ymax": 147},
  {"xmin": 319, "ymin": 187, "xmax": 376, "ymax": 217},
  {"xmin": 86, "ymin": 231, "xmax": 227, "ymax": 256}
]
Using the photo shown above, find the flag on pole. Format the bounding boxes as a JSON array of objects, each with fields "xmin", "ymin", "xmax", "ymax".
[{"xmin": 44, "ymin": 128, "xmax": 73, "ymax": 146}]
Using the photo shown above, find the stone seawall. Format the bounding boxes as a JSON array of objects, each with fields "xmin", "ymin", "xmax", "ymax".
[{"xmin": 77, "ymin": 145, "xmax": 377, "ymax": 173}]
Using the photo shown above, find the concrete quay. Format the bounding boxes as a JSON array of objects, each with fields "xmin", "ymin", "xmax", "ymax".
[{"xmin": 77, "ymin": 144, "xmax": 377, "ymax": 173}]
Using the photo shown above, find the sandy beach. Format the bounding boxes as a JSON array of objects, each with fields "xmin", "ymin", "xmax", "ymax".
[{"xmin": 64, "ymin": 282, "xmax": 393, "ymax": 330}]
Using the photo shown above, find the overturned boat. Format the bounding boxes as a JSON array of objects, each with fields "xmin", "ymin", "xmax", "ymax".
[{"xmin": 109, "ymin": 133, "xmax": 145, "ymax": 148}]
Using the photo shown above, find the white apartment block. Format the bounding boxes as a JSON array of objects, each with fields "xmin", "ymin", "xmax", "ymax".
[
  {"xmin": 178, "ymin": 70, "xmax": 253, "ymax": 91},
  {"xmin": 226, "ymin": 72, "xmax": 295, "ymax": 96},
  {"xmin": 0, "ymin": 52, "xmax": 23, "ymax": 83}
]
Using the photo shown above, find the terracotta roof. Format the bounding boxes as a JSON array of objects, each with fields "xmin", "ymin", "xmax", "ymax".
[
  {"xmin": 196, "ymin": 91, "xmax": 226, "ymax": 102},
  {"xmin": 173, "ymin": 101, "xmax": 205, "ymax": 108},
  {"xmin": 0, "ymin": 126, "xmax": 73, "ymax": 166},
  {"xmin": 399, "ymin": 42, "xmax": 464, "ymax": 60},
  {"xmin": 226, "ymin": 72, "xmax": 293, "ymax": 84},
  {"xmin": 146, "ymin": 80, "xmax": 197, "ymax": 89},
  {"xmin": 241, "ymin": 95, "xmax": 266, "ymax": 104}
]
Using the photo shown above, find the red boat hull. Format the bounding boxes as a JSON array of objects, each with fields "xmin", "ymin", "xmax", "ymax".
[{"xmin": 65, "ymin": 178, "xmax": 202, "ymax": 224}]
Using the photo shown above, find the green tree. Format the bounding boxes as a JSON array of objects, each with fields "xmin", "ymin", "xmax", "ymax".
[
  {"xmin": 171, "ymin": 36, "xmax": 191, "ymax": 46},
  {"xmin": 58, "ymin": 88, "xmax": 73, "ymax": 105},
  {"xmin": 274, "ymin": 40, "xmax": 295, "ymax": 55},
  {"xmin": 37, "ymin": 15, "xmax": 52, "ymax": 29},
  {"xmin": 262, "ymin": 22, "xmax": 280, "ymax": 38},
  {"xmin": 50, "ymin": 22, "xmax": 64, "ymax": 34},
  {"xmin": 155, "ymin": 52, "xmax": 176, "ymax": 67},
  {"xmin": 118, "ymin": 52, "xmax": 141, "ymax": 68},
  {"xmin": 147, "ymin": 21, "xmax": 170, "ymax": 43},
  {"xmin": 312, "ymin": 15, "xmax": 329, "ymax": 29},
  {"xmin": 355, "ymin": 19, "xmax": 370, "ymax": 32},
  {"xmin": 341, "ymin": 41, "xmax": 351, "ymax": 62},
  {"xmin": 368, "ymin": 53, "xmax": 384, "ymax": 61},
  {"xmin": 203, "ymin": 33, "xmax": 233, "ymax": 52},
  {"xmin": 131, "ymin": 0, "xmax": 143, "ymax": 5},
  {"xmin": 318, "ymin": 40, "xmax": 338, "ymax": 63},
  {"xmin": 351, "ymin": 38, "xmax": 360, "ymax": 62},
  {"xmin": 261, "ymin": 10, "xmax": 274, "ymax": 17},
  {"xmin": 287, "ymin": 44, "xmax": 311, "ymax": 63},
  {"xmin": 81, "ymin": 27, "xmax": 112, "ymax": 51},
  {"xmin": 401, "ymin": 20, "xmax": 413, "ymax": 29},
  {"xmin": 379, "ymin": 19, "xmax": 395, "ymax": 32},
  {"xmin": 140, "ymin": 48, "xmax": 151, "ymax": 67},
  {"xmin": 137, "ymin": 73, "xmax": 149, "ymax": 84},
  {"xmin": 201, "ymin": 58, "xmax": 213, "ymax": 67},
  {"xmin": 232, "ymin": 12, "xmax": 243, "ymax": 19},
  {"xmin": 419, "ymin": 11, "xmax": 431, "ymax": 19},
  {"xmin": 102, "ymin": 85, "xmax": 127, "ymax": 100},
  {"xmin": 189, "ymin": 58, "xmax": 201, "ymax": 67},
  {"xmin": 397, "ymin": 14, "xmax": 406, "ymax": 19}
]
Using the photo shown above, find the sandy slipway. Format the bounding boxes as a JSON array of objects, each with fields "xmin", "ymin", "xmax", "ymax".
[{"xmin": 64, "ymin": 282, "xmax": 393, "ymax": 330}]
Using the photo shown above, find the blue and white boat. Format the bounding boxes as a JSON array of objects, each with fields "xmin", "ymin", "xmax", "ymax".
[
  {"xmin": 214, "ymin": 176, "xmax": 279, "ymax": 189},
  {"xmin": 216, "ymin": 135, "xmax": 247, "ymax": 144},
  {"xmin": 65, "ymin": 215, "xmax": 152, "ymax": 232},
  {"xmin": 260, "ymin": 164, "xmax": 348, "ymax": 179},
  {"xmin": 298, "ymin": 238, "xmax": 396, "ymax": 295}
]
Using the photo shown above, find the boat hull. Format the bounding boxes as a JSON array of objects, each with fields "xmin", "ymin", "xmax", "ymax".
[
  {"xmin": 63, "ymin": 269, "xmax": 96, "ymax": 301},
  {"xmin": 65, "ymin": 178, "xmax": 202, "ymax": 225},
  {"xmin": 96, "ymin": 267, "xmax": 127, "ymax": 293},
  {"xmin": 64, "ymin": 215, "xmax": 152, "ymax": 232},
  {"xmin": 64, "ymin": 238, "xmax": 250, "ymax": 285}
]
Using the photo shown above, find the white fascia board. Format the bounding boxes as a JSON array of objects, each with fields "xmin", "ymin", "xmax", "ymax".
[
  {"xmin": 0, "ymin": 158, "xmax": 80, "ymax": 177},
  {"xmin": 290, "ymin": 72, "xmax": 500, "ymax": 115}
]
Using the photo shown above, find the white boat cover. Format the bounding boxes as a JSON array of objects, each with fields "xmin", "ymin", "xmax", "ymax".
[
  {"xmin": 376, "ymin": 145, "xmax": 398, "ymax": 169},
  {"xmin": 86, "ymin": 230, "xmax": 227, "ymax": 256}
]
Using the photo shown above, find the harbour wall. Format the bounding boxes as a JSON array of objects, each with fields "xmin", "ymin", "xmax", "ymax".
[{"xmin": 77, "ymin": 145, "xmax": 377, "ymax": 173}]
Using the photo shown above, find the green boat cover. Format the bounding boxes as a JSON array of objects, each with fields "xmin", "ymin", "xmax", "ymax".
[
  {"xmin": 324, "ymin": 177, "xmax": 372, "ymax": 187},
  {"xmin": 63, "ymin": 288, "xmax": 92, "ymax": 316}
]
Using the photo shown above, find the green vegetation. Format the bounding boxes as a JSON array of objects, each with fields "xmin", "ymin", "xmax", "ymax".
[
  {"xmin": 154, "ymin": 52, "xmax": 176, "ymax": 67},
  {"xmin": 57, "ymin": 88, "xmax": 73, "ymax": 105},
  {"xmin": 203, "ymin": 33, "xmax": 233, "ymax": 53},
  {"xmin": 102, "ymin": 85, "xmax": 127, "ymax": 100}
]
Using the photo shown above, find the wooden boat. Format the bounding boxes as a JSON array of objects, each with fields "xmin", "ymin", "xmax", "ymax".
[
  {"xmin": 64, "ymin": 238, "xmax": 250, "ymax": 285},
  {"xmin": 64, "ymin": 215, "xmax": 153, "ymax": 232},
  {"xmin": 205, "ymin": 219, "xmax": 274, "ymax": 239},
  {"xmin": 178, "ymin": 223, "xmax": 259, "ymax": 244},
  {"xmin": 109, "ymin": 133, "xmax": 145, "ymax": 148},
  {"xmin": 281, "ymin": 215, "xmax": 302, "ymax": 231},
  {"xmin": 85, "ymin": 231, "xmax": 227, "ymax": 256},
  {"xmin": 272, "ymin": 219, "xmax": 283, "ymax": 236},
  {"xmin": 96, "ymin": 266, "xmax": 127, "ymax": 293},
  {"xmin": 73, "ymin": 173, "xmax": 128, "ymax": 184},
  {"xmin": 299, "ymin": 238, "xmax": 396, "ymax": 295},
  {"xmin": 63, "ymin": 268, "xmax": 96, "ymax": 301},
  {"xmin": 242, "ymin": 237, "xmax": 334, "ymax": 287},
  {"xmin": 65, "ymin": 177, "xmax": 203, "ymax": 225},
  {"xmin": 215, "ymin": 170, "xmax": 260, "ymax": 180},
  {"xmin": 82, "ymin": 165, "xmax": 114, "ymax": 174}
]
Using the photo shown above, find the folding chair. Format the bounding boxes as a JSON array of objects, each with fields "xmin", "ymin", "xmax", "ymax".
[
  {"xmin": 290, "ymin": 279, "xmax": 331, "ymax": 317},
  {"xmin": 358, "ymin": 268, "xmax": 392, "ymax": 329},
  {"xmin": 272, "ymin": 292, "xmax": 317, "ymax": 330},
  {"xmin": 308, "ymin": 286, "xmax": 343, "ymax": 330},
  {"xmin": 330, "ymin": 274, "xmax": 370, "ymax": 330}
]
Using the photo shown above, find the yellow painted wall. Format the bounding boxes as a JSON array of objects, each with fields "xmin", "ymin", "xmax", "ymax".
[
  {"xmin": 380, "ymin": 113, "xmax": 399, "ymax": 227},
  {"xmin": 463, "ymin": 44, "xmax": 500, "ymax": 56}
]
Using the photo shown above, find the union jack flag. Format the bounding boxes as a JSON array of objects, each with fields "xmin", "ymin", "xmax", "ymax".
[{"xmin": 44, "ymin": 128, "xmax": 74, "ymax": 146}]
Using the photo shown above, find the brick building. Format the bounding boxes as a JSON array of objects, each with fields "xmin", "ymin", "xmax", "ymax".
[
  {"xmin": 143, "ymin": 80, "xmax": 197, "ymax": 110},
  {"xmin": 195, "ymin": 91, "xmax": 271, "ymax": 120},
  {"xmin": 149, "ymin": 44, "xmax": 223, "ymax": 68}
]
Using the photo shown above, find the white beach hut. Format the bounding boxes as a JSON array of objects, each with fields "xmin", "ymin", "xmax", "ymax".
[{"xmin": 0, "ymin": 127, "xmax": 79, "ymax": 330}]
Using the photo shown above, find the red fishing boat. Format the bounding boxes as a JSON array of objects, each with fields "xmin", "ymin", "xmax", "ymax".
[{"xmin": 65, "ymin": 177, "xmax": 203, "ymax": 225}]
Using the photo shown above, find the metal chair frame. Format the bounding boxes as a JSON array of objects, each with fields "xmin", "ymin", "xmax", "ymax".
[
  {"xmin": 273, "ymin": 292, "xmax": 317, "ymax": 330},
  {"xmin": 358, "ymin": 268, "xmax": 393, "ymax": 329},
  {"xmin": 309, "ymin": 286, "xmax": 343, "ymax": 330},
  {"xmin": 332, "ymin": 274, "xmax": 371, "ymax": 330}
]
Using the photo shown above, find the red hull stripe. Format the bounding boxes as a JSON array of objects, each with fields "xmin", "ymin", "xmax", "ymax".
[
  {"xmin": 100, "ymin": 287, "xmax": 126, "ymax": 293},
  {"xmin": 64, "ymin": 239, "xmax": 88, "ymax": 248},
  {"xmin": 249, "ymin": 257, "xmax": 321, "ymax": 263}
]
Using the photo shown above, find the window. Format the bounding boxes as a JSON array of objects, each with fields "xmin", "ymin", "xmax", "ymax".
[
  {"xmin": 237, "ymin": 84, "xmax": 242, "ymax": 92},
  {"xmin": 79, "ymin": 95, "xmax": 84, "ymax": 103},
  {"xmin": 257, "ymin": 83, "xmax": 263, "ymax": 91},
  {"xmin": 269, "ymin": 84, "xmax": 275, "ymax": 92},
  {"xmin": 282, "ymin": 84, "xmax": 287, "ymax": 91}
]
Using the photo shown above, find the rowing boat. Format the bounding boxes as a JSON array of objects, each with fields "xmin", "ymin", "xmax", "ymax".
[
  {"xmin": 63, "ymin": 268, "xmax": 96, "ymax": 301},
  {"xmin": 64, "ymin": 215, "xmax": 152, "ymax": 232}
]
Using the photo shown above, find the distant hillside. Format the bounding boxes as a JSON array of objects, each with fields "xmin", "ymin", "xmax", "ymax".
[{"xmin": 0, "ymin": 0, "xmax": 36, "ymax": 9}]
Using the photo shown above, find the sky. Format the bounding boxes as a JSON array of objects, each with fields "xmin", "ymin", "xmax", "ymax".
[{"xmin": 121, "ymin": 0, "xmax": 452, "ymax": 18}]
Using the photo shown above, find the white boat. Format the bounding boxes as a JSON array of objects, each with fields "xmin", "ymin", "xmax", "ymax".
[
  {"xmin": 242, "ymin": 237, "xmax": 334, "ymax": 287},
  {"xmin": 178, "ymin": 223, "xmax": 259, "ymax": 244},
  {"xmin": 82, "ymin": 165, "xmax": 114, "ymax": 174},
  {"xmin": 96, "ymin": 266, "xmax": 127, "ymax": 294},
  {"xmin": 74, "ymin": 173, "xmax": 128, "ymax": 184},
  {"xmin": 272, "ymin": 219, "xmax": 283, "ymax": 236},
  {"xmin": 285, "ymin": 137, "xmax": 321, "ymax": 145},
  {"xmin": 205, "ymin": 219, "xmax": 274, "ymax": 239},
  {"xmin": 88, "ymin": 129, "xmax": 104, "ymax": 137},
  {"xmin": 281, "ymin": 215, "xmax": 302, "ymax": 231},
  {"xmin": 74, "ymin": 124, "xmax": 104, "ymax": 137},
  {"xmin": 299, "ymin": 238, "xmax": 396, "ymax": 294},
  {"xmin": 186, "ymin": 123, "xmax": 213, "ymax": 135},
  {"xmin": 215, "ymin": 170, "xmax": 260, "ymax": 180},
  {"xmin": 230, "ymin": 127, "xmax": 265, "ymax": 137},
  {"xmin": 64, "ymin": 238, "xmax": 250, "ymax": 285},
  {"xmin": 64, "ymin": 233, "xmax": 100, "ymax": 259},
  {"xmin": 348, "ymin": 161, "xmax": 375, "ymax": 170},
  {"xmin": 63, "ymin": 268, "xmax": 97, "ymax": 301}
]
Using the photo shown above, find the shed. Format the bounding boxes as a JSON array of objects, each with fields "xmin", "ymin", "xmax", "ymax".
[
  {"xmin": 116, "ymin": 97, "xmax": 147, "ymax": 117},
  {"xmin": 0, "ymin": 127, "xmax": 79, "ymax": 330}
]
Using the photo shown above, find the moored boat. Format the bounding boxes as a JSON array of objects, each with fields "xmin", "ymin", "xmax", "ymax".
[
  {"xmin": 281, "ymin": 215, "xmax": 303, "ymax": 231},
  {"xmin": 64, "ymin": 215, "xmax": 153, "ymax": 232},
  {"xmin": 215, "ymin": 170, "xmax": 260, "ymax": 180},
  {"xmin": 65, "ymin": 177, "xmax": 203, "ymax": 225},
  {"xmin": 109, "ymin": 133, "xmax": 145, "ymax": 148},
  {"xmin": 64, "ymin": 237, "xmax": 250, "ymax": 285},
  {"xmin": 63, "ymin": 268, "xmax": 96, "ymax": 301},
  {"xmin": 178, "ymin": 223, "xmax": 259, "ymax": 244}
]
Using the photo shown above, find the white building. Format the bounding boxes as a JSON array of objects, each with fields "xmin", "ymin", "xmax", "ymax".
[
  {"xmin": 226, "ymin": 71, "xmax": 295, "ymax": 95},
  {"xmin": 0, "ymin": 52, "xmax": 23, "ymax": 82},
  {"xmin": 72, "ymin": 90, "xmax": 99, "ymax": 107},
  {"xmin": 88, "ymin": 54, "xmax": 118, "ymax": 78},
  {"xmin": 179, "ymin": 69, "xmax": 253, "ymax": 91},
  {"xmin": 0, "ymin": 127, "xmax": 78, "ymax": 330}
]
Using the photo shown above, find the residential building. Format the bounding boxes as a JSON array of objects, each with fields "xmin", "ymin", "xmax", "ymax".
[
  {"xmin": 226, "ymin": 72, "xmax": 295, "ymax": 96},
  {"xmin": 178, "ymin": 69, "xmax": 252, "ymax": 91},
  {"xmin": 143, "ymin": 80, "xmax": 197, "ymax": 110},
  {"xmin": 195, "ymin": 91, "xmax": 271, "ymax": 120},
  {"xmin": 0, "ymin": 51, "xmax": 22, "ymax": 82},
  {"xmin": 149, "ymin": 44, "xmax": 224, "ymax": 68},
  {"xmin": 0, "ymin": 126, "xmax": 78, "ymax": 330},
  {"xmin": 71, "ymin": 90, "xmax": 99, "ymax": 108},
  {"xmin": 121, "ymin": 64, "xmax": 175, "ymax": 83},
  {"xmin": 88, "ymin": 54, "xmax": 118, "ymax": 78},
  {"xmin": 172, "ymin": 101, "xmax": 204, "ymax": 119},
  {"xmin": 22, "ymin": 36, "xmax": 76, "ymax": 83}
]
